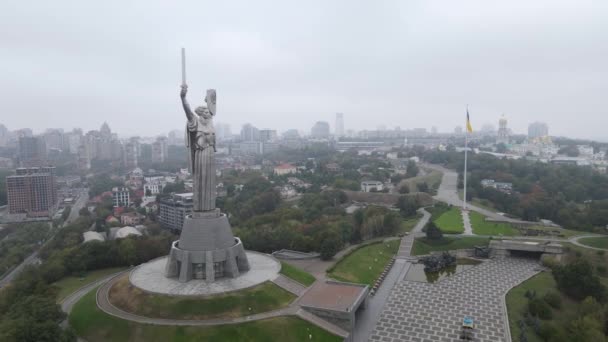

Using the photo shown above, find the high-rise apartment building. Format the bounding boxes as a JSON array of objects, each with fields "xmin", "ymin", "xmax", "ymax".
[
  {"xmin": 7, "ymin": 167, "xmax": 57, "ymax": 217},
  {"xmin": 152, "ymin": 137, "xmax": 169, "ymax": 163},
  {"xmin": 335, "ymin": 113, "xmax": 344, "ymax": 137},
  {"xmin": 18, "ymin": 136, "xmax": 47, "ymax": 167},
  {"xmin": 311, "ymin": 121, "xmax": 330, "ymax": 139},
  {"xmin": 112, "ymin": 187, "xmax": 130, "ymax": 207},
  {"xmin": 240, "ymin": 123, "xmax": 259, "ymax": 141},
  {"xmin": 159, "ymin": 193, "xmax": 193, "ymax": 231},
  {"xmin": 123, "ymin": 140, "xmax": 139, "ymax": 170},
  {"xmin": 259, "ymin": 129, "xmax": 277, "ymax": 142},
  {"xmin": 0, "ymin": 124, "xmax": 9, "ymax": 147}
]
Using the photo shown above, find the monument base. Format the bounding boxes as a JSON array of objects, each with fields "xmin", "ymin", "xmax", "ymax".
[{"xmin": 164, "ymin": 212, "xmax": 250, "ymax": 283}]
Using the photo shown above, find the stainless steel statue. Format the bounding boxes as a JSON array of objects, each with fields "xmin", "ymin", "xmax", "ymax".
[
  {"xmin": 165, "ymin": 48, "xmax": 250, "ymax": 282},
  {"xmin": 180, "ymin": 85, "xmax": 217, "ymax": 211}
]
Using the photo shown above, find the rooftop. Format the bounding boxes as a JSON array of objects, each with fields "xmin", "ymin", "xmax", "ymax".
[{"xmin": 298, "ymin": 280, "xmax": 368, "ymax": 313}]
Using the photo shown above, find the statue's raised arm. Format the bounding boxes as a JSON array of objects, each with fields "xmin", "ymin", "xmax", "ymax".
[{"xmin": 180, "ymin": 85, "xmax": 194, "ymax": 121}]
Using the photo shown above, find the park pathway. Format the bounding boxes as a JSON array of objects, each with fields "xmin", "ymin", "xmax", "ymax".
[
  {"xmin": 353, "ymin": 208, "xmax": 430, "ymax": 341},
  {"xmin": 396, "ymin": 208, "xmax": 430, "ymax": 259},
  {"xmin": 271, "ymin": 274, "xmax": 307, "ymax": 296},
  {"xmin": 462, "ymin": 209, "xmax": 473, "ymax": 235}
]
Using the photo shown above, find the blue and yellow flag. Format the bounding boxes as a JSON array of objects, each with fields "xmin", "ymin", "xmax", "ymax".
[{"xmin": 466, "ymin": 109, "xmax": 473, "ymax": 133}]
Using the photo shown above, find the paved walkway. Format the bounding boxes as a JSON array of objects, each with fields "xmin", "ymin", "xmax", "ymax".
[
  {"xmin": 396, "ymin": 208, "xmax": 430, "ymax": 259},
  {"xmin": 462, "ymin": 209, "xmax": 474, "ymax": 235},
  {"xmin": 426, "ymin": 163, "xmax": 530, "ymax": 224},
  {"xmin": 296, "ymin": 308, "xmax": 349, "ymax": 338},
  {"xmin": 272, "ymin": 274, "xmax": 307, "ymax": 296},
  {"xmin": 569, "ymin": 235, "xmax": 607, "ymax": 250},
  {"xmin": 369, "ymin": 258, "xmax": 541, "ymax": 342}
]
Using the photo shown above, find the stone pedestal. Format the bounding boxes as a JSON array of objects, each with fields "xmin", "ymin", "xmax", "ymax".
[{"xmin": 164, "ymin": 211, "xmax": 250, "ymax": 283}]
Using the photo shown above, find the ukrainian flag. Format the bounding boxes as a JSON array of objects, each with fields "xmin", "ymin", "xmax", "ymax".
[{"xmin": 466, "ymin": 109, "xmax": 473, "ymax": 133}]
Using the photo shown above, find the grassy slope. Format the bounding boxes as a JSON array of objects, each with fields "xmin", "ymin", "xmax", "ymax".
[
  {"xmin": 280, "ymin": 262, "xmax": 316, "ymax": 286},
  {"xmin": 506, "ymin": 272, "xmax": 554, "ymax": 342},
  {"xmin": 434, "ymin": 207, "xmax": 464, "ymax": 234},
  {"xmin": 411, "ymin": 237, "xmax": 490, "ymax": 256},
  {"xmin": 469, "ymin": 211, "xmax": 518, "ymax": 236},
  {"xmin": 53, "ymin": 267, "xmax": 127, "ymax": 302},
  {"xmin": 506, "ymin": 243, "xmax": 608, "ymax": 341},
  {"xmin": 70, "ymin": 287, "xmax": 341, "ymax": 342},
  {"xmin": 578, "ymin": 237, "xmax": 608, "ymax": 249},
  {"xmin": 399, "ymin": 213, "xmax": 423, "ymax": 234},
  {"xmin": 108, "ymin": 278, "xmax": 295, "ymax": 320},
  {"xmin": 328, "ymin": 240, "xmax": 400, "ymax": 285}
]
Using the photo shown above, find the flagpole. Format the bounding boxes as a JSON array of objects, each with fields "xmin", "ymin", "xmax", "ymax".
[{"xmin": 463, "ymin": 106, "xmax": 468, "ymax": 211}]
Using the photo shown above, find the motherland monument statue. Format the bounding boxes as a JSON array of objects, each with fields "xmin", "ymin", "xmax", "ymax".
[{"xmin": 164, "ymin": 48, "xmax": 250, "ymax": 282}]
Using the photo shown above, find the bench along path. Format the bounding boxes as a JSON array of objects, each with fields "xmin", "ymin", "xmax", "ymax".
[{"xmin": 369, "ymin": 258, "xmax": 541, "ymax": 342}]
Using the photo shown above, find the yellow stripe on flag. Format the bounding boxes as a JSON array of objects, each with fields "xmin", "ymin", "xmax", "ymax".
[{"xmin": 466, "ymin": 111, "xmax": 473, "ymax": 133}]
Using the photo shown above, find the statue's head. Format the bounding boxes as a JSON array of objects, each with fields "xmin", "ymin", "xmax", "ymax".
[{"xmin": 195, "ymin": 105, "xmax": 212, "ymax": 119}]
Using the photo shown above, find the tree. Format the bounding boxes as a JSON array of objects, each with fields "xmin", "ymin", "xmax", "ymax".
[
  {"xmin": 426, "ymin": 221, "xmax": 443, "ymax": 240},
  {"xmin": 406, "ymin": 160, "xmax": 419, "ymax": 178},
  {"xmin": 417, "ymin": 182, "xmax": 429, "ymax": 193},
  {"xmin": 398, "ymin": 185, "xmax": 410, "ymax": 194},
  {"xmin": 118, "ymin": 238, "xmax": 137, "ymax": 265},
  {"xmin": 78, "ymin": 207, "xmax": 90, "ymax": 217},
  {"xmin": 319, "ymin": 235, "xmax": 340, "ymax": 260},
  {"xmin": 553, "ymin": 259, "xmax": 607, "ymax": 302},
  {"xmin": 528, "ymin": 298, "xmax": 552, "ymax": 319},
  {"xmin": 396, "ymin": 195, "xmax": 418, "ymax": 217}
]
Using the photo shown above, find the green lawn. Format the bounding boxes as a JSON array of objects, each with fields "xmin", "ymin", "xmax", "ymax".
[
  {"xmin": 469, "ymin": 211, "xmax": 518, "ymax": 236},
  {"xmin": 411, "ymin": 237, "xmax": 489, "ymax": 256},
  {"xmin": 70, "ymin": 286, "xmax": 341, "ymax": 342},
  {"xmin": 506, "ymin": 272, "xmax": 554, "ymax": 342},
  {"xmin": 327, "ymin": 240, "xmax": 400, "ymax": 285},
  {"xmin": 53, "ymin": 267, "xmax": 127, "ymax": 302},
  {"xmin": 577, "ymin": 237, "xmax": 608, "ymax": 249},
  {"xmin": 109, "ymin": 277, "xmax": 295, "ymax": 320},
  {"xmin": 399, "ymin": 214, "xmax": 423, "ymax": 234},
  {"xmin": 434, "ymin": 207, "xmax": 464, "ymax": 234},
  {"xmin": 280, "ymin": 262, "xmax": 316, "ymax": 286}
]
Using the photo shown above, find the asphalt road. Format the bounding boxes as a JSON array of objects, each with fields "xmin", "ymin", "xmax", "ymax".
[{"xmin": 425, "ymin": 163, "xmax": 529, "ymax": 224}]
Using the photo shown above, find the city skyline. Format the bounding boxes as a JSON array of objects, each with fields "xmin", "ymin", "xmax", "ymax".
[{"xmin": 1, "ymin": 1, "xmax": 607, "ymax": 140}]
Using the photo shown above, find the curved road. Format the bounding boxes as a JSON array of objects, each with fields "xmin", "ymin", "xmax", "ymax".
[{"xmin": 425, "ymin": 163, "xmax": 531, "ymax": 224}]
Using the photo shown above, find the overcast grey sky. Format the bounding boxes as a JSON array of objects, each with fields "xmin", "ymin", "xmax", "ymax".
[{"xmin": 1, "ymin": 0, "xmax": 607, "ymax": 139}]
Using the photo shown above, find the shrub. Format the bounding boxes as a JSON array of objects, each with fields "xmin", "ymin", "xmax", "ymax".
[
  {"xmin": 543, "ymin": 292, "xmax": 562, "ymax": 310},
  {"xmin": 597, "ymin": 265, "xmax": 607, "ymax": 276},
  {"xmin": 528, "ymin": 298, "xmax": 553, "ymax": 320},
  {"xmin": 538, "ymin": 322, "xmax": 560, "ymax": 341},
  {"xmin": 425, "ymin": 221, "xmax": 443, "ymax": 240},
  {"xmin": 596, "ymin": 250, "xmax": 605, "ymax": 256},
  {"xmin": 553, "ymin": 259, "xmax": 607, "ymax": 302}
]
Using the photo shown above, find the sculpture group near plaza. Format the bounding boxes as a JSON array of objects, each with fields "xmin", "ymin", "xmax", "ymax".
[{"xmin": 164, "ymin": 49, "xmax": 250, "ymax": 282}]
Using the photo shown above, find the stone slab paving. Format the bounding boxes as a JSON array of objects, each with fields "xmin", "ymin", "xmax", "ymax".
[
  {"xmin": 369, "ymin": 258, "xmax": 540, "ymax": 342},
  {"xmin": 129, "ymin": 252, "xmax": 280, "ymax": 296},
  {"xmin": 462, "ymin": 209, "xmax": 473, "ymax": 236},
  {"xmin": 272, "ymin": 274, "xmax": 307, "ymax": 296}
]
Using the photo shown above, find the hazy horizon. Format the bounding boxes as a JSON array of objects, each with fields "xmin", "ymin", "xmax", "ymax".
[{"xmin": 1, "ymin": 0, "xmax": 607, "ymax": 140}]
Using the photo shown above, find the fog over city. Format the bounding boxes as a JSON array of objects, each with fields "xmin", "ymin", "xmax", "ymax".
[{"xmin": 1, "ymin": 0, "xmax": 607, "ymax": 139}]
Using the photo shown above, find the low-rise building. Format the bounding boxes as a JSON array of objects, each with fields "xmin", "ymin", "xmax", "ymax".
[
  {"xmin": 83, "ymin": 231, "xmax": 106, "ymax": 243},
  {"xmin": 274, "ymin": 163, "xmax": 297, "ymax": 175},
  {"xmin": 361, "ymin": 181, "xmax": 383, "ymax": 192},
  {"xmin": 113, "ymin": 226, "xmax": 143, "ymax": 239},
  {"xmin": 120, "ymin": 211, "xmax": 143, "ymax": 226}
]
